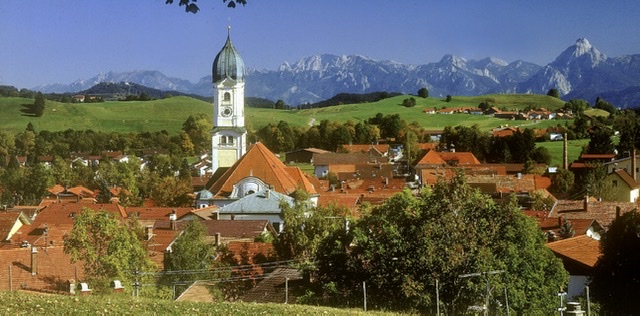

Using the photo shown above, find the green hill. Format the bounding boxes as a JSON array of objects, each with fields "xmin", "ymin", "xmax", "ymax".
[{"xmin": 0, "ymin": 94, "xmax": 567, "ymax": 134}]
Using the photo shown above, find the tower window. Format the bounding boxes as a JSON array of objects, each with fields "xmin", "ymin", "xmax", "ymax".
[
  {"xmin": 220, "ymin": 136, "xmax": 234, "ymax": 145},
  {"xmin": 223, "ymin": 92, "xmax": 231, "ymax": 101}
]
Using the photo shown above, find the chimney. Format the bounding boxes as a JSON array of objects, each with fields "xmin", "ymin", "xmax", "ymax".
[
  {"xmin": 558, "ymin": 216, "xmax": 563, "ymax": 228},
  {"xmin": 169, "ymin": 210, "xmax": 177, "ymax": 230},
  {"xmin": 31, "ymin": 246, "xmax": 38, "ymax": 276},
  {"xmin": 616, "ymin": 206, "xmax": 621, "ymax": 219},
  {"xmin": 563, "ymin": 133, "xmax": 568, "ymax": 170},
  {"xmin": 633, "ymin": 148, "xmax": 637, "ymax": 181},
  {"xmin": 215, "ymin": 233, "xmax": 221, "ymax": 246},
  {"xmin": 265, "ymin": 189, "xmax": 271, "ymax": 199},
  {"xmin": 583, "ymin": 196, "xmax": 589, "ymax": 212}
]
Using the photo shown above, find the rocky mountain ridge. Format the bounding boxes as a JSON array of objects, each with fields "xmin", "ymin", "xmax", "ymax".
[{"xmin": 33, "ymin": 38, "xmax": 640, "ymax": 107}]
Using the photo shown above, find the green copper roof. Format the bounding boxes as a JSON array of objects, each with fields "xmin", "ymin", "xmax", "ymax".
[{"xmin": 212, "ymin": 31, "xmax": 245, "ymax": 83}]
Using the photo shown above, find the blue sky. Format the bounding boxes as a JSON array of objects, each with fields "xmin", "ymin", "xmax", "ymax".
[{"xmin": 1, "ymin": 0, "xmax": 639, "ymax": 89}]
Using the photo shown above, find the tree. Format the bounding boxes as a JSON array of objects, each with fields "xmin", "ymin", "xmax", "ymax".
[
  {"xmin": 33, "ymin": 92, "xmax": 45, "ymax": 117},
  {"xmin": 586, "ymin": 124, "xmax": 615, "ymax": 154},
  {"xmin": 64, "ymin": 208, "xmax": 154, "ymax": 291},
  {"xmin": 558, "ymin": 217, "xmax": 575, "ymax": 239},
  {"xmin": 165, "ymin": 0, "xmax": 247, "ymax": 13},
  {"xmin": 549, "ymin": 168, "xmax": 575, "ymax": 198},
  {"xmin": 163, "ymin": 220, "xmax": 216, "ymax": 295},
  {"xmin": 402, "ymin": 97, "xmax": 416, "ymax": 107},
  {"xmin": 591, "ymin": 210, "xmax": 640, "ymax": 314},
  {"xmin": 274, "ymin": 99, "xmax": 286, "ymax": 109},
  {"xmin": 547, "ymin": 88, "xmax": 560, "ymax": 98},
  {"xmin": 315, "ymin": 173, "xmax": 567, "ymax": 314},
  {"xmin": 150, "ymin": 176, "xmax": 193, "ymax": 207},
  {"xmin": 182, "ymin": 114, "xmax": 212, "ymax": 153},
  {"xmin": 273, "ymin": 190, "xmax": 347, "ymax": 261},
  {"xmin": 594, "ymin": 97, "xmax": 616, "ymax": 114},
  {"xmin": 445, "ymin": 95, "xmax": 452, "ymax": 102},
  {"xmin": 95, "ymin": 179, "xmax": 113, "ymax": 204},
  {"xmin": 417, "ymin": 87, "xmax": 429, "ymax": 98},
  {"xmin": 402, "ymin": 130, "xmax": 420, "ymax": 163}
]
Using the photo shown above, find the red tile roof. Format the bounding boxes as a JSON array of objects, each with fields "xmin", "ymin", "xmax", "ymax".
[
  {"xmin": 0, "ymin": 246, "xmax": 84, "ymax": 292},
  {"xmin": 209, "ymin": 142, "xmax": 317, "ymax": 197},
  {"xmin": 200, "ymin": 220, "xmax": 271, "ymax": 240},
  {"xmin": 341, "ymin": 144, "xmax": 389, "ymax": 154},
  {"xmin": 550, "ymin": 199, "xmax": 636, "ymax": 229},
  {"xmin": 547, "ymin": 235, "xmax": 600, "ymax": 275}
]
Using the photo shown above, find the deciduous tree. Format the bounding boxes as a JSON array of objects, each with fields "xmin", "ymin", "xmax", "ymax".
[
  {"xmin": 64, "ymin": 208, "xmax": 154, "ymax": 291},
  {"xmin": 315, "ymin": 173, "xmax": 567, "ymax": 314}
]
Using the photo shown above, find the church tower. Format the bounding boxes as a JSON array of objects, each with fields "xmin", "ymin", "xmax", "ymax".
[{"xmin": 211, "ymin": 27, "xmax": 247, "ymax": 173}]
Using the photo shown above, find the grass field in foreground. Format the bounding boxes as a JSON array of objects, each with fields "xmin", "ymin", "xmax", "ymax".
[{"xmin": 0, "ymin": 291, "xmax": 391, "ymax": 315}]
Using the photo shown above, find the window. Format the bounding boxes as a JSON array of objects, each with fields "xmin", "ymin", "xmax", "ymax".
[
  {"xmin": 220, "ymin": 136, "xmax": 227, "ymax": 144},
  {"xmin": 223, "ymin": 92, "xmax": 231, "ymax": 101}
]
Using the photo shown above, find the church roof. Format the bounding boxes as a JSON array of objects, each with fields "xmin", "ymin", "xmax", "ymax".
[
  {"xmin": 218, "ymin": 189, "xmax": 294, "ymax": 215},
  {"xmin": 212, "ymin": 29, "xmax": 245, "ymax": 83},
  {"xmin": 208, "ymin": 142, "xmax": 317, "ymax": 198}
]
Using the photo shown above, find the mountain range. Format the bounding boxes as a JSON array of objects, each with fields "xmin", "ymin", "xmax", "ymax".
[{"xmin": 33, "ymin": 38, "xmax": 640, "ymax": 107}]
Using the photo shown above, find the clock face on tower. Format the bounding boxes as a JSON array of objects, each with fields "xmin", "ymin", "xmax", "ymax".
[{"xmin": 221, "ymin": 106, "xmax": 233, "ymax": 117}]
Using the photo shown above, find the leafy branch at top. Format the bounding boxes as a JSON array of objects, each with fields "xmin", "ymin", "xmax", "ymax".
[{"xmin": 165, "ymin": 0, "xmax": 247, "ymax": 14}]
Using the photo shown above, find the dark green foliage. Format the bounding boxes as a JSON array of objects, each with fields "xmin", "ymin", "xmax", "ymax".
[
  {"xmin": 33, "ymin": 93, "xmax": 45, "ymax": 117},
  {"xmin": 95, "ymin": 179, "xmax": 113, "ymax": 203},
  {"xmin": 402, "ymin": 97, "xmax": 416, "ymax": 107},
  {"xmin": 547, "ymin": 88, "xmax": 560, "ymax": 98},
  {"xmin": 445, "ymin": 95, "xmax": 452, "ymax": 102},
  {"xmin": 614, "ymin": 109, "xmax": 639, "ymax": 157},
  {"xmin": 594, "ymin": 96, "xmax": 616, "ymax": 114},
  {"xmin": 315, "ymin": 174, "xmax": 567, "ymax": 313},
  {"xmin": 273, "ymin": 192, "xmax": 348, "ymax": 260},
  {"xmin": 417, "ymin": 87, "xmax": 429, "ymax": 98},
  {"xmin": 586, "ymin": 124, "xmax": 615, "ymax": 154},
  {"xmin": 549, "ymin": 168, "xmax": 575, "ymax": 198},
  {"xmin": 564, "ymin": 99, "xmax": 590, "ymax": 116},
  {"xmin": 440, "ymin": 125, "xmax": 489, "ymax": 161},
  {"xmin": 274, "ymin": 99, "xmax": 286, "ymax": 109},
  {"xmin": 591, "ymin": 210, "xmax": 640, "ymax": 314},
  {"xmin": 558, "ymin": 217, "xmax": 575, "ymax": 239},
  {"xmin": 303, "ymin": 92, "xmax": 401, "ymax": 109}
]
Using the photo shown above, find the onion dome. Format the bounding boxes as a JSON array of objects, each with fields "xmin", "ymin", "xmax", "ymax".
[{"xmin": 212, "ymin": 27, "xmax": 245, "ymax": 83}]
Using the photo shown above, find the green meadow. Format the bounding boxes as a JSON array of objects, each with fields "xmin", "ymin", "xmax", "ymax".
[
  {"xmin": 0, "ymin": 93, "xmax": 591, "ymax": 166},
  {"xmin": 1, "ymin": 94, "xmax": 570, "ymax": 134}
]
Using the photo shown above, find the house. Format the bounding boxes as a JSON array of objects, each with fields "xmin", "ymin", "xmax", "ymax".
[
  {"xmin": 605, "ymin": 169, "xmax": 640, "ymax": 202},
  {"xmin": 603, "ymin": 152, "xmax": 639, "ymax": 181},
  {"xmin": 0, "ymin": 246, "xmax": 84, "ymax": 292},
  {"xmin": 207, "ymin": 142, "xmax": 318, "ymax": 207},
  {"xmin": 0, "ymin": 211, "xmax": 32, "ymax": 241},
  {"xmin": 312, "ymin": 152, "xmax": 383, "ymax": 178},
  {"xmin": 285, "ymin": 148, "xmax": 330, "ymax": 164},
  {"xmin": 549, "ymin": 198, "xmax": 636, "ymax": 229},
  {"xmin": 414, "ymin": 150, "xmax": 482, "ymax": 186},
  {"xmin": 547, "ymin": 235, "xmax": 600, "ymax": 299},
  {"xmin": 341, "ymin": 144, "xmax": 390, "ymax": 157},
  {"xmin": 214, "ymin": 189, "xmax": 294, "ymax": 232},
  {"xmin": 526, "ymin": 213, "xmax": 603, "ymax": 241},
  {"xmin": 8, "ymin": 203, "xmax": 127, "ymax": 249},
  {"xmin": 199, "ymin": 219, "xmax": 275, "ymax": 244}
]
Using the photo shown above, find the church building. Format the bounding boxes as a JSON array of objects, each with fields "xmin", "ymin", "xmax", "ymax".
[{"xmin": 211, "ymin": 27, "xmax": 247, "ymax": 173}]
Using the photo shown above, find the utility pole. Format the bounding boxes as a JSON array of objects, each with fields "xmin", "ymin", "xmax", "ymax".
[
  {"xmin": 363, "ymin": 281, "xmax": 367, "ymax": 312},
  {"xmin": 435, "ymin": 279, "xmax": 440, "ymax": 316}
]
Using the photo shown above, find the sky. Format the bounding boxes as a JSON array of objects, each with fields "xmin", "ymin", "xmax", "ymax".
[{"xmin": 1, "ymin": 0, "xmax": 640, "ymax": 89}]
